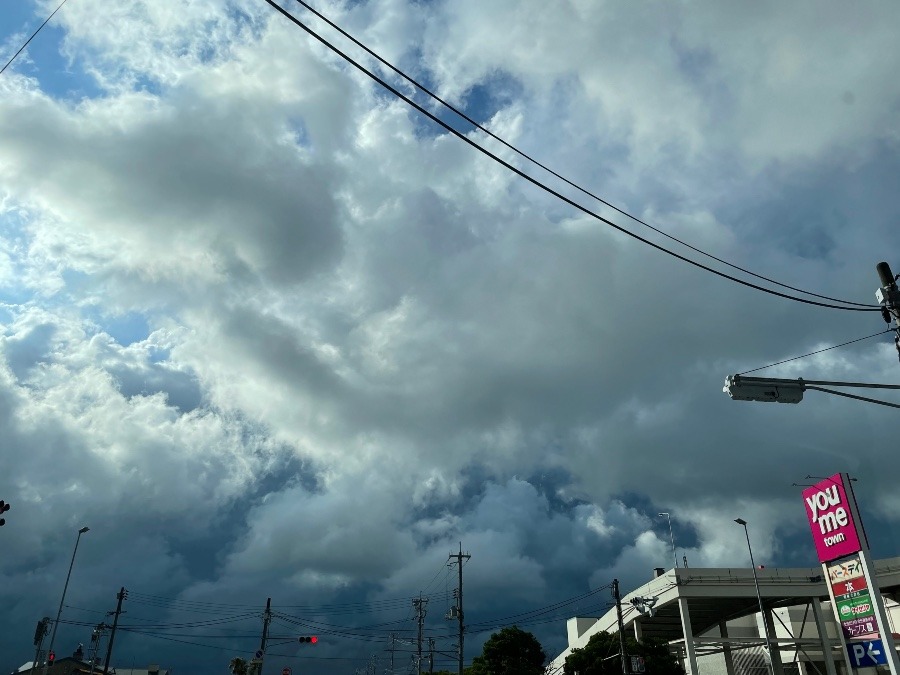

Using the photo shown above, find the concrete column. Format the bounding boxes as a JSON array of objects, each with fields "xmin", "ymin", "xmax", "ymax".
[
  {"xmin": 763, "ymin": 608, "xmax": 786, "ymax": 675},
  {"xmin": 678, "ymin": 597, "xmax": 700, "ymax": 675},
  {"xmin": 634, "ymin": 618, "xmax": 643, "ymax": 642},
  {"xmin": 811, "ymin": 599, "xmax": 838, "ymax": 675},
  {"xmin": 719, "ymin": 620, "xmax": 735, "ymax": 675}
]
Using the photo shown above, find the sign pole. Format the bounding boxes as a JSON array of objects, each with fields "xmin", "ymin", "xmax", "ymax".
[{"xmin": 802, "ymin": 473, "xmax": 900, "ymax": 675}]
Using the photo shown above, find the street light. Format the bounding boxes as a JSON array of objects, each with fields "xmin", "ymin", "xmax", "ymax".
[
  {"xmin": 43, "ymin": 526, "xmax": 90, "ymax": 675},
  {"xmin": 658, "ymin": 512, "xmax": 678, "ymax": 570},
  {"xmin": 724, "ymin": 375, "xmax": 900, "ymax": 409},
  {"xmin": 734, "ymin": 518, "xmax": 775, "ymax": 675}
]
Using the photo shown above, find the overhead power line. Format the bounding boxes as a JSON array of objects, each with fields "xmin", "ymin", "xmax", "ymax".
[
  {"xmin": 287, "ymin": 0, "xmax": 874, "ymax": 310},
  {"xmin": 739, "ymin": 328, "xmax": 895, "ymax": 374},
  {"xmin": 263, "ymin": 0, "xmax": 880, "ymax": 313},
  {"xmin": 1, "ymin": 0, "xmax": 70, "ymax": 76}
]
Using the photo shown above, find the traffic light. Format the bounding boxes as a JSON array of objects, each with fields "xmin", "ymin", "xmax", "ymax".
[
  {"xmin": 0, "ymin": 499, "xmax": 9, "ymax": 526},
  {"xmin": 298, "ymin": 636, "xmax": 318, "ymax": 644},
  {"xmin": 48, "ymin": 651, "xmax": 55, "ymax": 665}
]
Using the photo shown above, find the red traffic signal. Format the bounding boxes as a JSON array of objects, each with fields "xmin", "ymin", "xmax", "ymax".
[
  {"xmin": 298, "ymin": 636, "xmax": 318, "ymax": 644},
  {"xmin": 48, "ymin": 651, "xmax": 55, "ymax": 664}
]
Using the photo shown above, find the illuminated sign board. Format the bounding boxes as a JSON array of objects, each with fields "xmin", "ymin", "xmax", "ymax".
[
  {"xmin": 802, "ymin": 473, "xmax": 864, "ymax": 563},
  {"xmin": 804, "ymin": 474, "xmax": 900, "ymax": 675}
]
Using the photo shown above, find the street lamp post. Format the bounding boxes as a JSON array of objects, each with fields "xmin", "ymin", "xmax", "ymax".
[
  {"xmin": 658, "ymin": 512, "xmax": 678, "ymax": 570},
  {"xmin": 734, "ymin": 518, "xmax": 775, "ymax": 675},
  {"xmin": 43, "ymin": 526, "xmax": 90, "ymax": 675}
]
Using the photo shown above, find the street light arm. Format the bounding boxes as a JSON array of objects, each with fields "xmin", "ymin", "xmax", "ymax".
[
  {"xmin": 728, "ymin": 375, "xmax": 900, "ymax": 390},
  {"xmin": 43, "ymin": 528, "xmax": 88, "ymax": 675},
  {"xmin": 725, "ymin": 375, "xmax": 900, "ymax": 406},
  {"xmin": 805, "ymin": 386, "xmax": 900, "ymax": 409}
]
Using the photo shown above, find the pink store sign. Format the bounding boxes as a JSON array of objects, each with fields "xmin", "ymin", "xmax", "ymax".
[{"xmin": 803, "ymin": 473, "xmax": 863, "ymax": 563}]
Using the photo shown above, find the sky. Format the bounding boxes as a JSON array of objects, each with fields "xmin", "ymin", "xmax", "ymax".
[{"xmin": 2, "ymin": 0, "xmax": 900, "ymax": 673}]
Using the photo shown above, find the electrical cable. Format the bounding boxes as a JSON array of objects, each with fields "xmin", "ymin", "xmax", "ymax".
[
  {"xmin": 116, "ymin": 614, "xmax": 260, "ymax": 630},
  {"xmin": 271, "ymin": 583, "xmax": 614, "ymax": 644},
  {"xmin": 121, "ymin": 626, "xmax": 388, "ymax": 662},
  {"xmin": 265, "ymin": 0, "xmax": 882, "ymax": 312},
  {"xmin": 739, "ymin": 328, "xmax": 895, "ymax": 374},
  {"xmin": 419, "ymin": 559, "xmax": 451, "ymax": 596},
  {"xmin": 129, "ymin": 589, "xmax": 444, "ymax": 615},
  {"xmin": 273, "ymin": 613, "xmax": 412, "ymax": 632},
  {"xmin": 464, "ymin": 583, "xmax": 613, "ymax": 629},
  {"xmin": 127, "ymin": 592, "xmax": 262, "ymax": 609},
  {"xmin": 288, "ymin": 0, "xmax": 875, "ymax": 310},
  {"xmin": 1, "ymin": 0, "xmax": 70, "ymax": 76}
]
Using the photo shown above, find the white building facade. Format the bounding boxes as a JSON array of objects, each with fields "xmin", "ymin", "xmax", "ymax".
[{"xmin": 550, "ymin": 558, "xmax": 900, "ymax": 675}]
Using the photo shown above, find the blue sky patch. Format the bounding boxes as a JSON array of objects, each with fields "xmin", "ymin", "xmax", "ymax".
[{"xmin": 1, "ymin": 4, "xmax": 103, "ymax": 101}]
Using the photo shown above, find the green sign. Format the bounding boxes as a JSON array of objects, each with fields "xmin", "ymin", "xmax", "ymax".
[{"xmin": 837, "ymin": 591, "xmax": 874, "ymax": 622}]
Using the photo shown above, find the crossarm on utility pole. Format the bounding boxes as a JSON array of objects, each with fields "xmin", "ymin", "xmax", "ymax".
[{"xmin": 876, "ymin": 261, "xmax": 900, "ymax": 364}]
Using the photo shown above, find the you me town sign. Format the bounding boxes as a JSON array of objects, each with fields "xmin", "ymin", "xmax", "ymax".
[{"xmin": 801, "ymin": 473, "xmax": 900, "ymax": 675}]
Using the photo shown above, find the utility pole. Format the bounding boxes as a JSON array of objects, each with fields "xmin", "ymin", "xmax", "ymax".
[
  {"xmin": 446, "ymin": 543, "xmax": 471, "ymax": 675},
  {"xmin": 88, "ymin": 623, "xmax": 106, "ymax": 675},
  {"xmin": 428, "ymin": 638, "xmax": 434, "ymax": 674},
  {"xmin": 388, "ymin": 633, "xmax": 395, "ymax": 675},
  {"xmin": 613, "ymin": 579, "xmax": 628, "ymax": 675},
  {"xmin": 31, "ymin": 617, "xmax": 50, "ymax": 674},
  {"xmin": 413, "ymin": 594, "xmax": 428, "ymax": 672},
  {"xmin": 102, "ymin": 587, "xmax": 126, "ymax": 675},
  {"xmin": 877, "ymin": 261, "xmax": 900, "ymax": 363},
  {"xmin": 255, "ymin": 598, "xmax": 272, "ymax": 675}
]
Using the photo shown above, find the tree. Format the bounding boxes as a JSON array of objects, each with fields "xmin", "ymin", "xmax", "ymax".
[
  {"xmin": 564, "ymin": 631, "xmax": 683, "ymax": 675},
  {"xmin": 229, "ymin": 657, "xmax": 248, "ymax": 675},
  {"xmin": 465, "ymin": 625, "xmax": 547, "ymax": 675}
]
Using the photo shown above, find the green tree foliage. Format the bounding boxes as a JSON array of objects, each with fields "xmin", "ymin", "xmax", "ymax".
[
  {"xmin": 564, "ymin": 631, "xmax": 683, "ymax": 675},
  {"xmin": 465, "ymin": 625, "xmax": 547, "ymax": 675},
  {"xmin": 228, "ymin": 657, "xmax": 248, "ymax": 675}
]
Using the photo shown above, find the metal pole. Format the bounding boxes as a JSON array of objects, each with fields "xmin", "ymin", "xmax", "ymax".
[
  {"xmin": 43, "ymin": 526, "xmax": 89, "ymax": 675},
  {"xmin": 659, "ymin": 512, "xmax": 678, "ymax": 569},
  {"xmin": 735, "ymin": 519, "xmax": 775, "ymax": 675}
]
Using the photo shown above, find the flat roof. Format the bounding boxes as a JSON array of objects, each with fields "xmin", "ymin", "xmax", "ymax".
[{"xmin": 552, "ymin": 556, "xmax": 900, "ymax": 667}]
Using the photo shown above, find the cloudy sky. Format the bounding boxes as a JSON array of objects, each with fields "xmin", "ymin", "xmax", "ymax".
[{"xmin": 2, "ymin": 0, "xmax": 900, "ymax": 673}]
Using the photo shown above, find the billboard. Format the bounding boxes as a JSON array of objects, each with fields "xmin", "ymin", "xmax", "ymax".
[{"xmin": 802, "ymin": 473, "xmax": 864, "ymax": 563}]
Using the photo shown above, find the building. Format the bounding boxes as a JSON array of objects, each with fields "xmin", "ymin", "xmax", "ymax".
[
  {"xmin": 550, "ymin": 557, "xmax": 900, "ymax": 675},
  {"xmin": 13, "ymin": 660, "xmax": 169, "ymax": 675}
]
